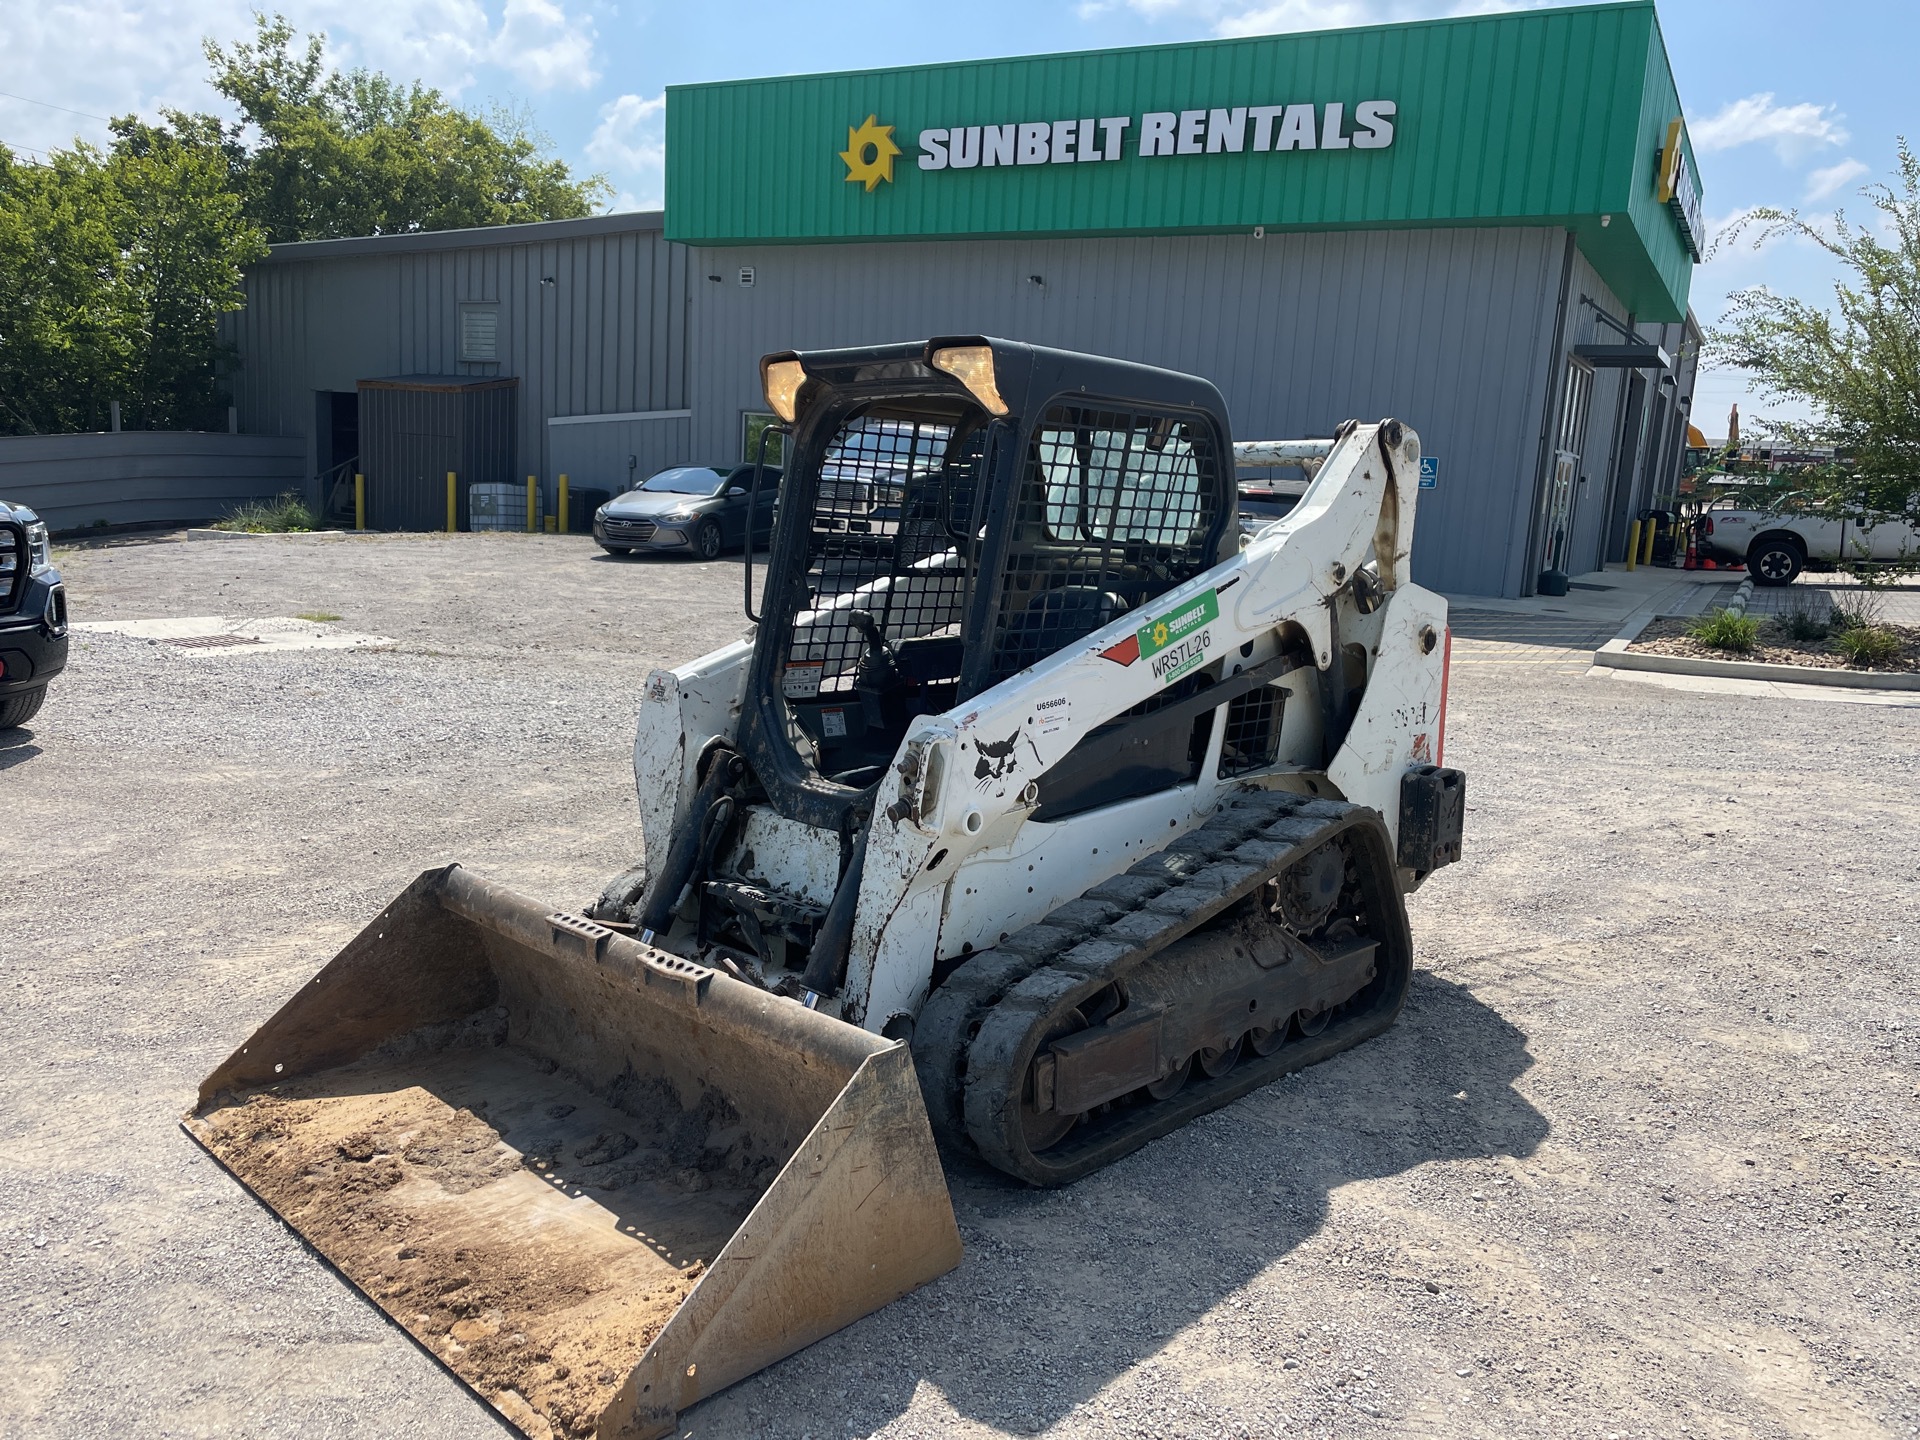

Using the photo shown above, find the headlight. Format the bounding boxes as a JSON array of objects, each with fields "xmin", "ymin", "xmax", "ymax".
[
  {"xmin": 595, "ymin": 505, "xmax": 608, "ymax": 519},
  {"xmin": 26, "ymin": 521, "xmax": 50, "ymax": 570},
  {"xmin": 662, "ymin": 511, "xmax": 695, "ymax": 524}
]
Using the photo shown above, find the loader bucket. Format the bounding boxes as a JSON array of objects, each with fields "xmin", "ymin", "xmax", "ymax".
[{"xmin": 184, "ymin": 865, "xmax": 961, "ymax": 1440}]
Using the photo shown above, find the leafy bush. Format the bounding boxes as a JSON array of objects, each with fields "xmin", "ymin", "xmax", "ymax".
[
  {"xmin": 1830, "ymin": 624, "xmax": 1903, "ymax": 668},
  {"xmin": 1689, "ymin": 609, "xmax": 1762, "ymax": 652},
  {"xmin": 214, "ymin": 492, "xmax": 316, "ymax": 533},
  {"xmin": 1779, "ymin": 603, "xmax": 1829, "ymax": 641}
]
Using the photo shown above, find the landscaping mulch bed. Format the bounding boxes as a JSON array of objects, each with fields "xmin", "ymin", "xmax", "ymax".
[{"xmin": 1629, "ymin": 614, "xmax": 1920, "ymax": 672}]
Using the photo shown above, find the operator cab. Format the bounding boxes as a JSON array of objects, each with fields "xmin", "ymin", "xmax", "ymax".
[{"xmin": 738, "ymin": 337, "xmax": 1236, "ymax": 831}]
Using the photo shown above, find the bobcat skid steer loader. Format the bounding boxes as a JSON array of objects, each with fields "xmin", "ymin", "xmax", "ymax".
[{"xmin": 185, "ymin": 337, "xmax": 1464, "ymax": 1440}]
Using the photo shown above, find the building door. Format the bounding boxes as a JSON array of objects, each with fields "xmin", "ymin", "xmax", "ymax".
[
  {"xmin": 1540, "ymin": 358, "xmax": 1594, "ymax": 579},
  {"xmin": 313, "ymin": 391, "xmax": 360, "ymax": 523},
  {"xmin": 1602, "ymin": 373, "xmax": 1649, "ymax": 564}
]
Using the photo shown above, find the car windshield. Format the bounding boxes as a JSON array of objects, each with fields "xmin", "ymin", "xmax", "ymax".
[{"xmin": 638, "ymin": 467, "xmax": 723, "ymax": 496}]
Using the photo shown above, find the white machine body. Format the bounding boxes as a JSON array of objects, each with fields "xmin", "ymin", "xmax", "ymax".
[{"xmin": 633, "ymin": 422, "xmax": 1449, "ymax": 1033}]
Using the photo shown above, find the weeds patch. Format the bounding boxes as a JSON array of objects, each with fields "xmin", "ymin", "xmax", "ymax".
[
  {"xmin": 1829, "ymin": 592, "xmax": 1885, "ymax": 632},
  {"xmin": 214, "ymin": 494, "xmax": 316, "ymax": 533},
  {"xmin": 1779, "ymin": 603, "xmax": 1829, "ymax": 641}
]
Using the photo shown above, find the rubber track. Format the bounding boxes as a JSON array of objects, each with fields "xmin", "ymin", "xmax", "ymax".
[
  {"xmin": 951, "ymin": 790, "xmax": 1412, "ymax": 1185},
  {"xmin": 913, "ymin": 790, "xmax": 1354, "ymax": 1163}
]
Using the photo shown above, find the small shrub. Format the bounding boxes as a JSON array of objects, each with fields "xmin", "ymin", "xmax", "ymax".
[
  {"xmin": 1829, "ymin": 592, "xmax": 1885, "ymax": 631},
  {"xmin": 296, "ymin": 610, "xmax": 342, "ymax": 623},
  {"xmin": 214, "ymin": 493, "xmax": 316, "ymax": 533},
  {"xmin": 1688, "ymin": 609, "xmax": 1761, "ymax": 652},
  {"xmin": 1778, "ymin": 603, "xmax": 1829, "ymax": 641},
  {"xmin": 1830, "ymin": 624, "xmax": 1903, "ymax": 668}
]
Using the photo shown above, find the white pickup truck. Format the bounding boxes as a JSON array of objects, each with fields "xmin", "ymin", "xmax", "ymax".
[{"xmin": 1704, "ymin": 507, "xmax": 1920, "ymax": 585}]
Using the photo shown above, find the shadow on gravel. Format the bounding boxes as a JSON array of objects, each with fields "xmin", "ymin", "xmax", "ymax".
[
  {"xmin": 0, "ymin": 729, "xmax": 41, "ymax": 770},
  {"xmin": 800, "ymin": 970, "xmax": 1547, "ymax": 1436}
]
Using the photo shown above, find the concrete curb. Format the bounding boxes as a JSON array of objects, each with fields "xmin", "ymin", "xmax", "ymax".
[
  {"xmin": 1592, "ymin": 608, "xmax": 1920, "ymax": 691},
  {"xmin": 186, "ymin": 528, "xmax": 349, "ymax": 541},
  {"xmin": 1719, "ymin": 577, "xmax": 1757, "ymax": 619}
]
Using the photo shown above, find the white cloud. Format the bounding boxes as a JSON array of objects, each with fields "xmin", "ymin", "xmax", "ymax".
[
  {"xmin": 487, "ymin": 0, "xmax": 597, "ymax": 92},
  {"xmin": 587, "ymin": 92, "xmax": 665, "ymax": 207},
  {"xmin": 1803, "ymin": 157, "xmax": 1868, "ymax": 203},
  {"xmin": 1690, "ymin": 92, "xmax": 1846, "ymax": 165},
  {"xmin": 0, "ymin": 0, "xmax": 597, "ymax": 158}
]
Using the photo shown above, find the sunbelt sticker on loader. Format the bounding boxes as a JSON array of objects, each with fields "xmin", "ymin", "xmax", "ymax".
[{"xmin": 1101, "ymin": 588, "xmax": 1218, "ymax": 684}]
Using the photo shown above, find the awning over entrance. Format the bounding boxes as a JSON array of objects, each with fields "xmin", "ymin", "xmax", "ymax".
[{"xmin": 1573, "ymin": 343, "xmax": 1673, "ymax": 371}]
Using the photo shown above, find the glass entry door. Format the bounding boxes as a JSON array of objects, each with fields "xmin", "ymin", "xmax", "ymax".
[{"xmin": 1540, "ymin": 358, "xmax": 1594, "ymax": 577}]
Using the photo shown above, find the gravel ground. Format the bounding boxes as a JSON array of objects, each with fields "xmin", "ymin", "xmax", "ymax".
[{"xmin": 4, "ymin": 530, "xmax": 1917, "ymax": 1440}]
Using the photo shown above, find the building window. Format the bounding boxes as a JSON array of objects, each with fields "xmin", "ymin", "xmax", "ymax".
[{"xmin": 459, "ymin": 304, "xmax": 500, "ymax": 362}]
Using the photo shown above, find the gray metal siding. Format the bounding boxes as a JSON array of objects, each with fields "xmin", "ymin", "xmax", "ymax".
[
  {"xmin": 0, "ymin": 432, "xmax": 304, "ymax": 532},
  {"xmin": 221, "ymin": 212, "xmax": 1599, "ymax": 595},
  {"xmin": 683, "ymin": 227, "xmax": 1565, "ymax": 596},
  {"xmin": 547, "ymin": 416, "xmax": 697, "ymax": 498},
  {"xmin": 226, "ymin": 225, "xmax": 690, "ymax": 514}
]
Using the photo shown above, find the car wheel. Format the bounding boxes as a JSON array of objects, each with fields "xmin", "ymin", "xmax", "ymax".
[
  {"xmin": 695, "ymin": 519, "xmax": 724, "ymax": 561},
  {"xmin": 0, "ymin": 685, "xmax": 46, "ymax": 730},
  {"xmin": 598, "ymin": 544, "xmax": 633, "ymax": 555},
  {"xmin": 1747, "ymin": 538, "xmax": 1804, "ymax": 586}
]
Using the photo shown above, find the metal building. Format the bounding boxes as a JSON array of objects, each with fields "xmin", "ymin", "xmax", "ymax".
[{"xmin": 224, "ymin": 0, "xmax": 1703, "ymax": 598}]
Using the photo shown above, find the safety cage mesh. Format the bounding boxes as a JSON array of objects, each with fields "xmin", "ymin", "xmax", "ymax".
[
  {"xmin": 987, "ymin": 404, "xmax": 1223, "ymax": 685},
  {"xmin": 780, "ymin": 410, "xmax": 987, "ymax": 784}
]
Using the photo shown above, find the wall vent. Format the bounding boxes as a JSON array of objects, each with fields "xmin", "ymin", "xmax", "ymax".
[{"xmin": 460, "ymin": 304, "xmax": 501, "ymax": 362}]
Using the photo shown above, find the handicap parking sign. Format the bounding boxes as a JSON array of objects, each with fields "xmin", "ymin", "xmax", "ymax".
[{"xmin": 1418, "ymin": 456, "xmax": 1440, "ymax": 489}]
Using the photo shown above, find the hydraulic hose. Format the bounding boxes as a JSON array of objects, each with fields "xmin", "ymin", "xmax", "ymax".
[
  {"xmin": 800, "ymin": 829, "xmax": 869, "ymax": 1001},
  {"xmin": 638, "ymin": 749, "xmax": 744, "ymax": 940}
]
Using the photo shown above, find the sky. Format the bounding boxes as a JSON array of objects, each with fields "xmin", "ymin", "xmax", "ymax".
[{"xmin": 3, "ymin": 0, "xmax": 1914, "ymax": 436}]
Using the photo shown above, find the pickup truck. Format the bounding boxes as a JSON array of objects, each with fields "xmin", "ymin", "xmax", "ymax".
[
  {"xmin": 0, "ymin": 500, "xmax": 68, "ymax": 728},
  {"xmin": 1703, "ymin": 507, "xmax": 1920, "ymax": 585}
]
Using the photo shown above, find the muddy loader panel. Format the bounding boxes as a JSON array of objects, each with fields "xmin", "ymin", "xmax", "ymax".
[{"xmin": 185, "ymin": 866, "xmax": 960, "ymax": 1440}]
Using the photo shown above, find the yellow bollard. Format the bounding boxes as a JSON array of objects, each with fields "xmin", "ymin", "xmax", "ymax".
[
  {"xmin": 558, "ymin": 473, "xmax": 569, "ymax": 534},
  {"xmin": 545, "ymin": 515, "xmax": 557, "ymax": 533},
  {"xmin": 1641, "ymin": 518, "xmax": 1657, "ymax": 567},
  {"xmin": 1625, "ymin": 519, "xmax": 1641, "ymax": 571},
  {"xmin": 354, "ymin": 473, "xmax": 364, "ymax": 531},
  {"xmin": 446, "ymin": 471, "xmax": 457, "ymax": 533},
  {"xmin": 527, "ymin": 475, "xmax": 538, "ymax": 533}
]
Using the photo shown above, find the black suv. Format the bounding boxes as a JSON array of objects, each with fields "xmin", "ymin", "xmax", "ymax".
[{"xmin": 1, "ymin": 500, "xmax": 68, "ymax": 729}]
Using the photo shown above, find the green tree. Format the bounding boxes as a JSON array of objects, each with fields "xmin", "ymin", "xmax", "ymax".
[
  {"xmin": 1709, "ymin": 140, "xmax": 1920, "ymax": 522},
  {"xmin": 196, "ymin": 15, "xmax": 608, "ymax": 242},
  {"xmin": 0, "ymin": 13, "xmax": 605, "ymax": 436},
  {"xmin": 0, "ymin": 135, "xmax": 262, "ymax": 434}
]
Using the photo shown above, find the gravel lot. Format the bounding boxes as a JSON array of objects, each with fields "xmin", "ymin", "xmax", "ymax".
[{"xmin": 4, "ymin": 531, "xmax": 1916, "ymax": 1440}]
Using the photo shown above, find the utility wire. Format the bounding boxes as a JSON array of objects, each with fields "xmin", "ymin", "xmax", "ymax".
[{"xmin": 0, "ymin": 89, "xmax": 112, "ymax": 123}]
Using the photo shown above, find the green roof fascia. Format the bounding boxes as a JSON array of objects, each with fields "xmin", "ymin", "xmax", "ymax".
[{"xmin": 665, "ymin": 1, "xmax": 1698, "ymax": 319}]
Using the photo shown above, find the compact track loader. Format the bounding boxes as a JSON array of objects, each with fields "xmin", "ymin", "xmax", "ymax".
[{"xmin": 187, "ymin": 338, "xmax": 1464, "ymax": 1440}]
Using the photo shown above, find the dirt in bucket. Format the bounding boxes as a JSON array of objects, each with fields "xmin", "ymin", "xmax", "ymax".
[{"xmin": 189, "ymin": 1040, "xmax": 775, "ymax": 1439}]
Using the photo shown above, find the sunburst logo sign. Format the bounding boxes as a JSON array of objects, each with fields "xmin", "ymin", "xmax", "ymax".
[{"xmin": 840, "ymin": 115, "xmax": 901, "ymax": 192}]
